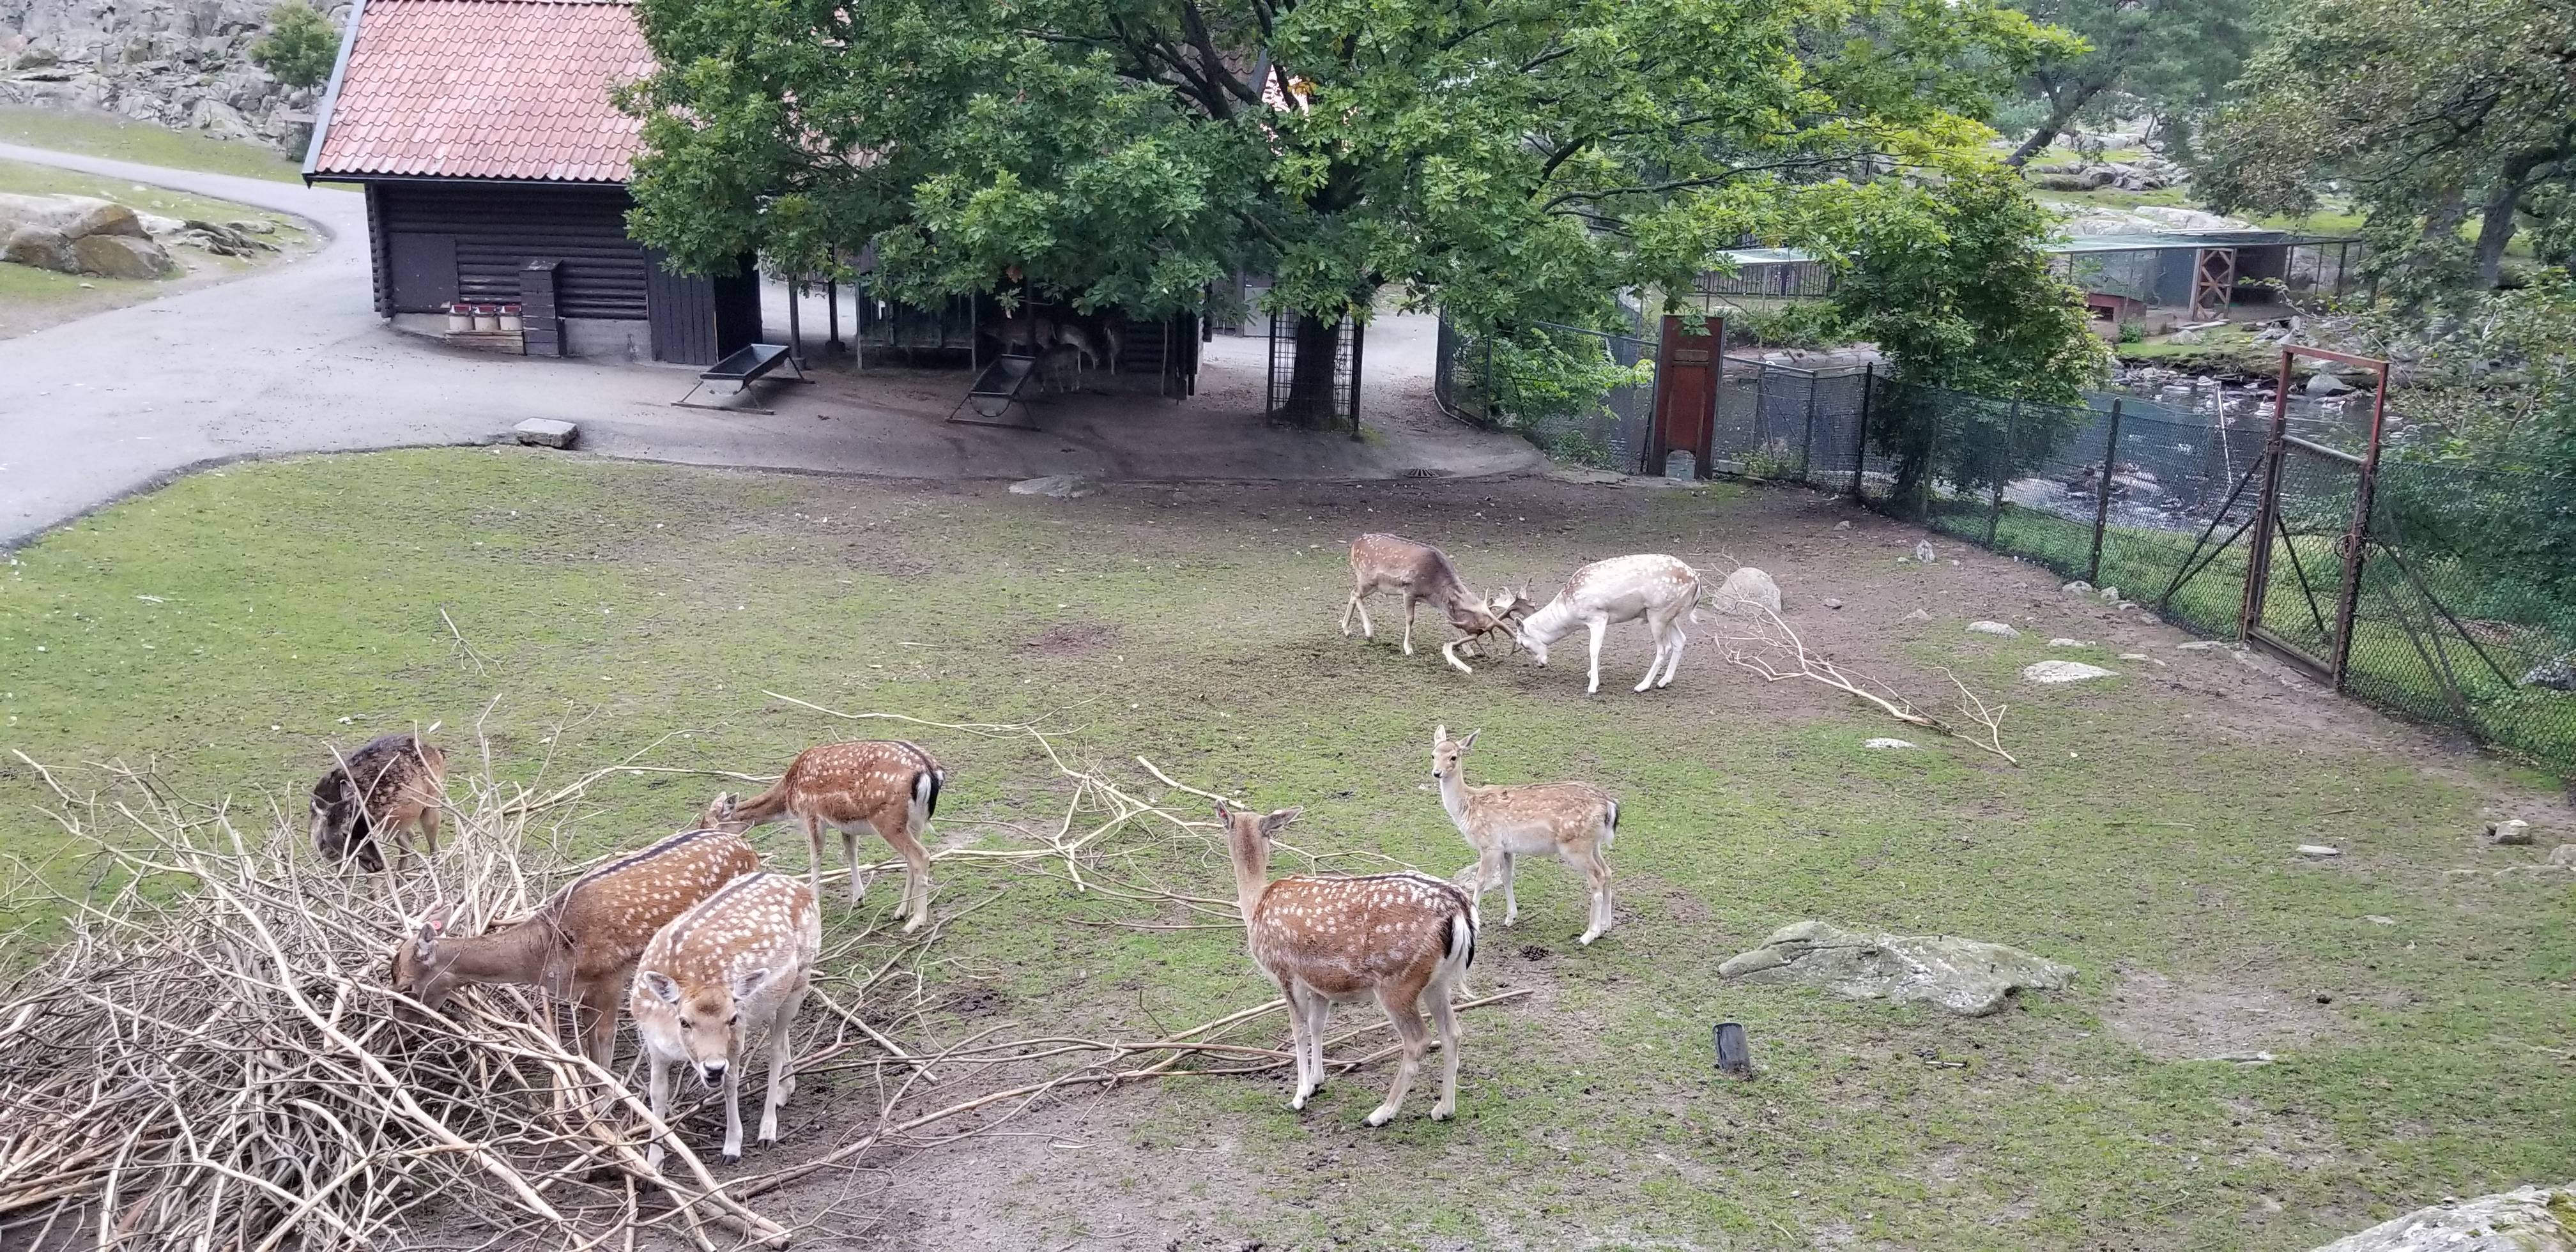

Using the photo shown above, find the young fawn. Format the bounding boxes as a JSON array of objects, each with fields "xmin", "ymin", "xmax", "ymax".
[
  {"xmin": 1341, "ymin": 533, "xmax": 1529, "ymax": 673},
  {"xmin": 1430, "ymin": 726, "xmax": 1618, "ymax": 945},
  {"xmin": 311, "ymin": 733, "xmax": 447, "ymax": 872},
  {"xmin": 703, "ymin": 740, "xmax": 944, "ymax": 931},
  {"xmin": 390, "ymin": 827, "xmax": 761, "ymax": 1069},
  {"xmin": 1218, "ymin": 803, "xmax": 1478, "ymax": 1125},
  {"xmin": 630, "ymin": 871, "xmax": 821, "ymax": 1166},
  {"xmin": 1515, "ymin": 553, "xmax": 1702, "ymax": 694}
]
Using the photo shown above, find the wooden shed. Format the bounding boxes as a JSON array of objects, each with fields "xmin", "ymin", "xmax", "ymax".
[{"xmin": 303, "ymin": 0, "xmax": 756, "ymax": 365}]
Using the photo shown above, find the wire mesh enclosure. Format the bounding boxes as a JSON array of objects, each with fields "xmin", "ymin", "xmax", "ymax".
[
  {"xmin": 1266, "ymin": 310, "xmax": 1361, "ymax": 432},
  {"xmin": 1431, "ymin": 318, "xmax": 1658, "ymax": 470}
]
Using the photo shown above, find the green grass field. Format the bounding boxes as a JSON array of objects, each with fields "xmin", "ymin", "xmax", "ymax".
[
  {"xmin": 0, "ymin": 104, "xmax": 307, "ymax": 182},
  {"xmin": 3, "ymin": 450, "xmax": 2571, "ymax": 1249}
]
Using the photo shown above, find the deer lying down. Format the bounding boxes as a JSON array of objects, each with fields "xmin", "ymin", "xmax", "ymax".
[
  {"xmin": 311, "ymin": 733, "xmax": 447, "ymax": 872},
  {"xmin": 1220, "ymin": 803, "xmax": 1478, "ymax": 1125},
  {"xmin": 1431, "ymin": 726, "xmax": 1618, "ymax": 945},
  {"xmin": 631, "ymin": 871, "xmax": 820, "ymax": 1166},
  {"xmin": 1514, "ymin": 553, "xmax": 1701, "ymax": 694},
  {"xmin": 390, "ymin": 827, "xmax": 761, "ymax": 1070},
  {"xmin": 1341, "ymin": 533, "xmax": 1532, "ymax": 673}
]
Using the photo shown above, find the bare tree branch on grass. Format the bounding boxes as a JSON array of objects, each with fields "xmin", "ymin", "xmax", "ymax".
[{"xmin": 1710, "ymin": 606, "xmax": 2018, "ymax": 765}]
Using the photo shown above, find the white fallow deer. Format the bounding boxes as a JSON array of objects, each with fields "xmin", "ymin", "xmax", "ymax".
[
  {"xmin": 630, "ymin": 871, "xmax": 821, "ymax": 1167},
  {"xmin": 1430, "ymin": 726, "xmax": 1618, "ymax": 945},
  {"xmin": 703, "ymin": 739, "xmax": 944, "ymax": 931},
  {"xmin": 1218, "ymin": 803, "xmax": 1478, "ymax": 1125},
  {"xmin": 1512, "ymin": 553, "xmax": 1702, "ymax": 693},
  {"xmin": 1340, "ymin": 533, "xmax": 1532, "ymax": 674},
  {"xmin": 390, "ymin": 826, "xmax": 761, "ymax": 1070}
]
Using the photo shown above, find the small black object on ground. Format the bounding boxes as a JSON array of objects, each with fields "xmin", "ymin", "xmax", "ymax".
[{"xmin": 1713, "ymin": 1021, "xmax": 1753, "ymax": 1079}]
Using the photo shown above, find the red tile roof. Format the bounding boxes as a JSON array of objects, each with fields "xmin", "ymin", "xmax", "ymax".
[{"xmin": 311, "ymin": 0, "xmax": 654, "ymax": 183}]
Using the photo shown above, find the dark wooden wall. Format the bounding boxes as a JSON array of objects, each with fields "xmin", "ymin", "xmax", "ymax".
[
  {"xmin": 646, "ymin": 252, "xmax": 762, "ymax": 367},
  {"xmin": 367, "ymin": 181, "xmax": 648, "ymax": 320}
]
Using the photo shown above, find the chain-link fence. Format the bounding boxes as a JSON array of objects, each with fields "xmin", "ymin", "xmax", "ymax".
[{"xmin": 1859, "ymin": 381, "xmax": 2575, "ymax": 775}]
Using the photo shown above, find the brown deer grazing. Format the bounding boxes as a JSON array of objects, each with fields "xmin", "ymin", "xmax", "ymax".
[
  {"xmin": 390, "ymin": 827, "xmax": 760, "ymax": 1069},
  {"xmin": 703, "ymin": 740, "xmax": 944, "ymax": 931},
  {"xmin": 1340, "ymin": 533, "xmax": 1530, "ymax": 674},
  {"xmin": 631, "ymin": 871, "xmax": 821, "ymax": 1166},
  {"xmin": 1219, "ymin": 803, "xmax": 1478, "ymax": 1125},
  {"xmin": 1430, "ymin": 726, "xmax": 1618, "ymax": 945},
  {"xmin": 311, "ymin": 733, "xmax": 448, "ymax": 872}
]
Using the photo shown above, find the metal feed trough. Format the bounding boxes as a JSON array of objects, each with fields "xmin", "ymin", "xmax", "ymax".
[
  {"xmin": 949, "ymin": 351, "xmax": 1041, "ymax": 429},
  {"xmin": 673, "ymin": 343, "xmax": 810, "ymax": 414}
]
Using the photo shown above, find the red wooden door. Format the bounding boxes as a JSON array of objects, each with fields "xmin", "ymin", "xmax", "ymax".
[{"xmin": 1650, "ymin": 315, "xmax": 1721, "ymax": 478}]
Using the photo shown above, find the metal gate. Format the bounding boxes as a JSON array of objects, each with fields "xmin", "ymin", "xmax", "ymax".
[
  {"xmin": 1266, "ymin": 310, "xmax": 1362, "ymax": 435},
  {"xmin": 2237, "ymin": 346, "xmax": 2390, "ymax": 683}
]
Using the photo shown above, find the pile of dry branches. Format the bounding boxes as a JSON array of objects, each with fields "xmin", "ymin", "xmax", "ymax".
[
  {"xmin": 0, "ymin": 712, "xmax": 1523, "ymax": 1249},
  {"xmin": 1709, "ymin": 606, "xmax": 2019, "ymax": 763}
]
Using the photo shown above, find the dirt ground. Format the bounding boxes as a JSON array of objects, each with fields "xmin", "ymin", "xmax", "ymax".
[{"xmin": 6, "ymin": 454, "xmax": 2571, "ymax": 1251}]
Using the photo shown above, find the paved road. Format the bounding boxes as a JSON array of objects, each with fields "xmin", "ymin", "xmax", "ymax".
[{"xmin": 0, "ymin": 145, "xmax": 1542, "ymax": 550}]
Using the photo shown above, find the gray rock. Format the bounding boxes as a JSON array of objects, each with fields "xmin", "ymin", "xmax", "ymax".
[
  {"xmin": 1821, "ymin": 597, "xmax": 1843, "ymax": 610},
  {"xmin": 2552, "ymin": 845, "xmax": 2576, "ymax": 867},
  {"xmin": 3, "ymin": 224, "xmax": 79, "ymax": 273},
  {"xmin": 71, "ymin": 233, "xmax": 176, "ymax": 279},
  {"xmin": 0, "ymin": 192, "xmax": 144, "ymax": 240},
  {"xmin": 2097, "ymin": 586, "xmax": 2121, "ymax": 603},
  {"xmin": 1712, "ymin": 566, "xmax": 1782, "ymax": 615},
  {"xmin": 2298, "ymin": 844, "xmax": 2342, "ymax": 858},
  {"xmin": 1009, "ymin": 474, "xmax": 1096, "ymax": 499},
  {"xmin": 1903, "ymin": 609, "xmax": 1932, "ymax": 622},
  {"xmin": 2047, "ymin": 637, "xmax": 2085, "ymax": 648},
  {"xmin": 512, "ymin": 418, "xmax": 578, "ymax": 449},
  {"xmin": 1967, "ymin": 620, "xmax": 2019, "ymax": 638},
  {"xmin": 2175, "ymin": 640, "xmax": 2226, "ymax": 651},
  {"xmin": 2522, "ymin": 654, "xmax": 2576, "ymax": 691},
  {"xmin": 1862, "ymin": 737, "xmax": 1917, "ymax": 750},
  {"xmin": 2023, "ymin": 660, "xmax": 2117, "ymax": 683},
  {"xmin": 1913, "ymin": 540, "xmax": 1936, "ymax": 565},
  {"xmin": 1718, "ymin": 919, "xmax": 2074, "ymax": 1016},
  {"xmin": 2304, "ymin": 1182, "xmax": 2576, "ymax": 1251},
  {"xmin": 2488, "ymin": 819, "xmax": 2534, "ymax": 846},
  {"xmin": 2062, "ymin": 580, "xmax": 2094, "ymax": 595},
  {"xmin": 2305, "ymin": 370, "xmax": 2352, "ymax": 397}
]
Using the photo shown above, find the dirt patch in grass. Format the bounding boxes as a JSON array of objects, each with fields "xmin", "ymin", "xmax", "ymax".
[
  {"xmin": 1024, "ymin": 622, "xmax": 1119, "ymax": 655},
  {"xmin": 2099, "ymin": 968, "xmax": 2338, "ymax": 1061}
]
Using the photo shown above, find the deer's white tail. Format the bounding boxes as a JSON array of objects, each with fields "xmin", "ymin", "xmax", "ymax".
[
  {"xmin": 1602, "ymin": 798, "xmax": 1620, "ymax": 849},
  {"xmin": 1434, "ymin": 906, "xmax": 1478, "ymax": 989},
  {"xmin": 908, "ymin": 768, "xmax": 942, "ymax": 832}
]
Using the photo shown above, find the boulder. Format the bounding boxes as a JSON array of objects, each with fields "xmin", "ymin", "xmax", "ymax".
[
  {"xmin": 2023, "ymin": 660, "xmax": 2117, "ymax": 683},
  {"xmin": 0, "ymin": 193, "xmax": 146, "ymax": 241},
  {"xmin": 1009, "ymin": 474, "xmax": 1096, "ymax": 499},
  {"xmin": 512, "ymin": 418, "xmax": 578, "ymax": 449},
  {"xmin": 2521, "ymin": 654, "xmax": 2575, "ymax": 691},
  {"xmin": 2, "ymin": 225, "xmax": 79, "ymax": 273},
  {"xmin": 1913, "ymin": 540, "xmax": 1935, "ymax": 565},
  {"xmin": 2487, "ymin": 820, "xmax": 2534, "ymax": 845},
  {"xmin": 2304, "ymin": 1183, "xmax": 2576, "ymax": 1251},
  {"xmin": 2306, "ymin": 371, "xmax": 2352, "ymax": 396},
  {"xmin": 72, "ymin": 233, "xmax": 176, "ymax": 279},
  {"xmin": 1712, "ymin": 566, "xmax": 1783, "ymax": 615},
  {"xmin": 1966, "ymin": 620, "xmax": 2020, "ymax": 638},
  {"xmin": 1862, "ymin": 738, "xmax": 1918, "ymax": 750},
  {"xmin": 2552, "ymin": 845, "xmax": 2576, "ymax": 867},
  {"xmin": 1718, "ymin": 919, "xmax": 2074, "ymax": 1016}
]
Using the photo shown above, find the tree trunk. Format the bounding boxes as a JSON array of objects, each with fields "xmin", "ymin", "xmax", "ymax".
[
  {"xmin": 2007, "ymin": 78, "xmax": 2109, "ymax": 168},
  {"xmin": 2474, "ymin": 182, "xmax": 2521, "ymax": 289},
  {"xmin": 1282, "ymin": 313, "xmax": 1343, "ymax": 425}
]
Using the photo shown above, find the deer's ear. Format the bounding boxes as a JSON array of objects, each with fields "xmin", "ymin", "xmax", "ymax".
[
  {"xmin": 1460, "ymin": 729, "xmax": 1481, "ymax": 752},
  {"xmin": 732, "ymin": 965, "xmax": 772, "ymax": 1001},
  {"xmin": 1433, "ymin": 724, "xmax": 1448, "ymax": 745},
  {"xmin": 1260, "ymin": 807, "xmax": 1301, "ymax": 837},
  {"xmin": 641, "ymin": 971, "xmax": 682, "ymax": 1006},
  {"xmin": 1213, "ymin": 802, "xmax": 1232, "ymax": 826}
]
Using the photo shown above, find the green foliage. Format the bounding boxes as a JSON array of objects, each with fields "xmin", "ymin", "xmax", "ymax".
[
  {"xmin": 249, "ymin": 1, "xmax": 339, "ymax": 92},
  {"xmin": 618, "ymin": 0, "xmax": 2077, "ymax": 341},
  {"xmin": 2193, "ymin": 0, "xmax": 2576, "ymax": 297},
  {"xmin": 1478, "ymin": 325, "xmax": 1652, "ymax": 467},
  {"xmin": 1995, "ymin": 0, "xmax": 2257, "ymax": 162}
]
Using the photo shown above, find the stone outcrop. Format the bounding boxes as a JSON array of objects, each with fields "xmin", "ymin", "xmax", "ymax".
[
  {"xmin": 1718, "ymin": 919, "xmax": 2075, "ymax": 1016},
  {"xmin": 1, "ymin": 0, "xmax": 335, "ymax": 155},
  {"xmin": 2306, "ymin": 1184, "xmax": 2575, "ymax": 1251},
  {"xmin": 0, "ymin": 191, "xmax": 186, "ymax": 275}
]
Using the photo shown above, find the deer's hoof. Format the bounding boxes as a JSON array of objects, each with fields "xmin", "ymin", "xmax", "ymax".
[
  {"xmin": 1430, "ymin": 1104, "xmax": 1455, "ymax": 1121},
  {"xmin": 1363, "ymin": 1107, "xmax": 1397, "ymax": 1127},
  {"xmin": 721, "ymin": 1148, "xmax": 742, "ymax": 1164}
]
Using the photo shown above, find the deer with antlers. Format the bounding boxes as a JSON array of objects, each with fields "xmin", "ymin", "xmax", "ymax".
[
  {"xmin": 631, "ymin": 871, "xmax": 821, "ymax": 1167},
  {"xmin": 389, "ymin": 827, "xmax": 761, "ymax": 1069},
  {"xmin": 310, "ymin": 733, "xmax": 447, "ymax": 872},
  {"xmin": 703, "ymin": 740, "xmax": 944, "ymax": 931},
  {"xmin": 1218, "ymin": 802, "xmax": 1478, "ymax": 1125},
  {"xmin": 1514, "ymin": 553, "xmax": 1702, "ymax": 694},
  {"xmin": 1430, "ymin": 726, "xmax": 1618, "ymax": 945},
  {"xmin": 1340, "ymin": 533, "xmax": 1532, "ymax": 674}
]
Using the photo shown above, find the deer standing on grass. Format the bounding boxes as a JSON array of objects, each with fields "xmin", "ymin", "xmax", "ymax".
[
  {"xmin": 390, "ymin": 827, "xmax": 760, "ymax": 1069},
  {"xmin": 1514, "ymin": 553, "xmax": 1702, "ymax": 694},
  {"xmin": 631, "ymin": 871, "xmax": 820, "ymax": 1167},
  {"xmin": 310, "ymin": 733, "xmax": 447, "ymax": 872},
  {"xmin": 1341, "ymin": 533, "xmax": 1532, "ymax": 674},
  {"xmin": 1218, "ymin": 803, "xmax": 1478, "ymax": 1125},
  {"xmin": 1430, "ymin": 726, "xmax": 1618, "ymax": 945},
  {"xmin": 703, "ymin": 740, "xmax": 944, "ymax": 931}
]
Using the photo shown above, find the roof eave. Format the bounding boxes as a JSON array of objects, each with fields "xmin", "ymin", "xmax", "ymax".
[{"xmin": 300, "ymin": 0, "xmax": 370, "ymax": 186}]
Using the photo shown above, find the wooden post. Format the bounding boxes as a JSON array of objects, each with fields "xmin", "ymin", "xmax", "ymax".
[
  {"xmin": 2087, "ymin": 399, "xmax": 2124, "ymax": 585},
  {"xmin": 1850, "ymin": 367, "xmax": 1874, "ymax": 500},
  {"xmin": 825, "ymin": 277, "xmax": 843, "ymax": 353},
  {"xmin": 1985, "ymin": 399, "xmax": 2018, "ymax": 547}
]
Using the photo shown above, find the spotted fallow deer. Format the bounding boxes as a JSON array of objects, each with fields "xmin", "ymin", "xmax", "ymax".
[
  {"xmin": 1340, "ymin": 533, "xmax": 1531, "ymax": 674},
  {"xmin": 1218, "ymin": 803, "xmax": 1478, "ymax": 1125},
  {"xmin": 1430, "ymin": 726, "xmax": 1618, "ymax": 945},
  {"xmin": 703, "ymin": 740, "xmax": 944, "ymax": 931},
  {"xmin": 1514, "ymin": 553, "xmax": 1702, "ymax": 694},
  {"xmin": 630, "ymin": 871, "xmax": 821, "ymax": 1167},
  {"xmin": 311, "ymin": 733, "xmax": 447, "ymax": 872},
  {"xmin": 390, "ymin": 827, "xmax": 760, "ymax": 1069}
]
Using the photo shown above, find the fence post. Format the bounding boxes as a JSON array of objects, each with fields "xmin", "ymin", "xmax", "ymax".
[
  {"xmin": 1799, "ymin": 374, "xmax": 1818, "ymax": 484},
  {"xmin": 2327, "ymin": 360, "xmax": 2393, "ymax": 689},
  {"xmin": 1850, "ymin": 367, "xmax": 1874, "ymax": 501},
  {"xmin": 1985, "ymin": 399, "xmax": 2018, "ymax": 547},
  {"xmin": 2087, "ymin": 399, "xmax": 2124, "ymax": 584}
]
